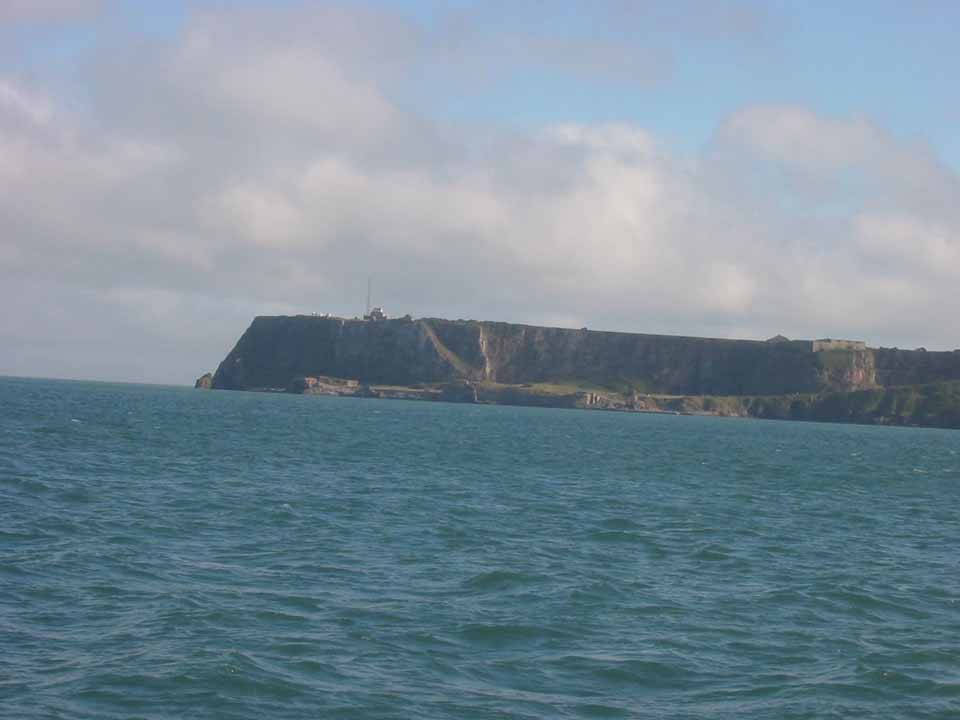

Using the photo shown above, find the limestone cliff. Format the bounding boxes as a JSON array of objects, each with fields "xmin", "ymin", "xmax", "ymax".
[
  {"xmin": 210, "ymin": 315, "xmax": 954, "ymax": 395},
  {"xmin": 874, "ymin": 347, "xmax": 960, "ymax": 386},
  {"xmin": 212, "ymin": 316, "xmax": 460, "ymax": 390}
]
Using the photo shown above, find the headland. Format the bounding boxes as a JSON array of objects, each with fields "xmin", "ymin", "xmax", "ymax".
[{"xmin": 198, "ymin": 313, "xmax": 960, "ymax": 428}]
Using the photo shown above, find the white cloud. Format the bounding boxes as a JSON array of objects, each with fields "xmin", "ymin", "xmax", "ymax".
[
  {"xmin": 548, "ymin": 123, "xmax": 659, "ymax": 156},
  {"xmin": 201, "ymin": 183, "xmax": 307, "ymax": 249},
  {"xmin": 699, "ymin": 262, "xmax": 758, "ymax": 314},
  {"xmin": 718, "ymin": 105, "xmax": 882, "ymax": 172},
  {"xmin": 855, "ymin": 214, "xmax": 960, "ymax": 276},
  {"xmin": 0, "ymin": 80, "xmax": 54, "ymax": 127},
  {"xmin": 2, "ymin": 4, "xmax": 960, "ymax": 383},
  {"xmin": 212, "ymin": 48, "xmax": 397, "ymax": 142}
]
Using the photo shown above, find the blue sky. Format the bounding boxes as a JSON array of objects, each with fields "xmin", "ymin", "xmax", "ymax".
[
  {"xmin": 1, "ymin": 1, "xmax": 959, "ymax": 382},
  {"xmin": 6, "ymin": 1, "xmax": 958, "ymax": 163}
]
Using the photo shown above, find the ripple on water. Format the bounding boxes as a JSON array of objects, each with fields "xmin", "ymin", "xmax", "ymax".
[
  {"xmin": 587, "ymin": 530, "xmax": 657, "ymax": 545},
  {"xmin": 547, "ymin": 654, "xmax": 697, "ymax": 690},
  {"xmin": 463, "ymin": 569, "xmax": 544, "ymax": 593},
  {"xmin": 459, "ymin": 623, "xmax": 575, "ymax": 649},
  {"xmin": 573, "ymin": 702, "xmax": 633, "ymax": 718},
  {"xmin": 820, "ymin": 588, "xmax": 933, "ymax": 621},
  {"xmin": 4, "ymin": 379, "xmax": 960, "ymax": 719},
  {"xmin": 599, "ymin": 518, "xmax": 641, "ymax": 531}
]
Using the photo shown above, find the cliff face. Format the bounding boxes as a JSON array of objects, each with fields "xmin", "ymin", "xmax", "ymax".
[
  {"xmin": 874, "ymin": 348, "xmax": 960, "ymax": 386},
  {"xmin": 435, "ymin": 321, "xmax": 822, "ymax": 394},
  {"xmin": 211, "ymin": 316, "xmax": 461, "ymax": 390},
  {"xmin": 211, "ymin": 315, "xmax": 952, "ymax": 395}
]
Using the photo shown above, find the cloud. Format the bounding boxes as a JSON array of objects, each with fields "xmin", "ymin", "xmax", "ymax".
[
  {"xmin": 855, "ymin": 214, "xmax": 960, "ymax": 277},
  {"xmin": 201, "ymin": 182, "xmax": 307, "ymax": 249},
  {"xmin": 2, "ymin": 3, "xmax": 959, "ymax": 384},
  {"xmin": 718, "ymin": 105, "xmax": 883, "ymax": 173},
  {"xmin": 0, "ymin": 0, "xmax": 103, "ymax": 24},
  {"xmin": 0, "ymin": 80, "xmax": 55, "ymax": 127}
]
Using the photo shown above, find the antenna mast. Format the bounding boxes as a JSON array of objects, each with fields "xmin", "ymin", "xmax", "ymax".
[{"xmin": 365, "ymin": 275, "xmax": 372, "ymax": 317}]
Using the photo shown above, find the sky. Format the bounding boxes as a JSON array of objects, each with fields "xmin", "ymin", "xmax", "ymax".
[{"xmin": 2, "ymin": 0, "xmax": 959, "ymax": 384}]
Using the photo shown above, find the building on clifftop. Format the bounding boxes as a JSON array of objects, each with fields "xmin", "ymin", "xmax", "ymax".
[{"xmin": 812, "ymin": 338, "xmax": 867, "ymax": 352}]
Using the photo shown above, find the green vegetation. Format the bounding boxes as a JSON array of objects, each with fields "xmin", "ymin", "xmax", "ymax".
[
  {"xmin": 736, "ymin": 381, "xmax": 960, "ymax": 428},
  {"xmin": 524, "ymin": 381, "xmax": 613, "ymax": 396}
]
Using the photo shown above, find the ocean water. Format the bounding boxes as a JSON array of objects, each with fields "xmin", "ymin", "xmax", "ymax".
[{"xmin": 2, "ymin": 377, "xmax": 959, "ymax": 719}]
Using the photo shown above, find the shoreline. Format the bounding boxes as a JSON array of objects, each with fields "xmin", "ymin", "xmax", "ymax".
[{"xmin": 199, "ymin": 375, "xmax": 960, "ymax": 430}]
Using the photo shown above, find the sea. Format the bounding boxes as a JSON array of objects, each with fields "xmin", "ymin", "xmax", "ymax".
[{"xmin": 2, "ymin": 376, "xmax": 959, "ymax": 719}]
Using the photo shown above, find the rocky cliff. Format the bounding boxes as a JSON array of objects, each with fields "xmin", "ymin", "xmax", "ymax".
[
  {"xmin": 210, "ymin": 315, "xmax": 960, "ymax": 395},
  {"xmin": 212, "ymin": 316, "xmax": 459, "ymax": 390},
  {"xmin": 738, "ymin": 381, "xmax": 960, "ymax": 429},
  {"xmin": 874, "ymin": 347, "xmax": 960, "ymax": 387}
]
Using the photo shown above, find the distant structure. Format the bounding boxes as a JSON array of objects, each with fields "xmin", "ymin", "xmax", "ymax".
[
  {"xmin": 362, "ymin": 274, "xmax": 393, "ymax": 321},
  {"xmin": 811, "ymin": 338, "xmax": 866, "ymax": 352},
  {"xmin": 765, "ymin": 334, "xmax": 867, "ymax": 351}
]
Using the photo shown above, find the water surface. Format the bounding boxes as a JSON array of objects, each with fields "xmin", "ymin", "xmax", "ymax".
[{"xmin": 2, "ymin": 377, "xmax": 959, "ymax": 718}]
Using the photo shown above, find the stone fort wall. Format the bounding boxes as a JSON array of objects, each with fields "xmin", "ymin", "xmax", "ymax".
[{"xmin": 812, "ymin": 338, "xmax": 867, "ymax": 352}]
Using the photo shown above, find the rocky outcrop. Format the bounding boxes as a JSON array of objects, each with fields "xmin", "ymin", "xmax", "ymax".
[
  {"xmin": 440, "ymin": 380, "xmax": 479, "ymax": 403},
  {"xmin": 194, "ymin": 372, "xmax": 213, "ymax": 389},
  {"xmin": 287, "ymin": 375, "xmax": 360, "ymax": 395}
]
